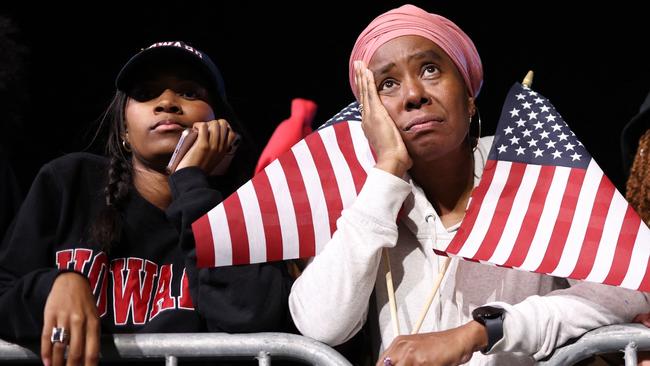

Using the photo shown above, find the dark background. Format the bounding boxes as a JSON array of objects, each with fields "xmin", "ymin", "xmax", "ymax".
[{"xmin": 2, "ymin": 1, "xmax": 649, "ymax": 195}]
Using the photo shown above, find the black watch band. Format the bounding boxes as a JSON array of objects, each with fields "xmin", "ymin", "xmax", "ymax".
[{"xmin": 471, "ymin": 306, "xmax": 505, "ymax": 353}]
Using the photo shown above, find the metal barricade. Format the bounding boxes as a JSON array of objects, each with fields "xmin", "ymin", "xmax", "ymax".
[
  {"xmin": 538, "ymin": 324, "xmax": 650, "ymax": 366},
  {"xmin": 2, "ymin": 325, "xmax": 648, "ymax": 365},
  {"xmin": 0, "ymin": 332, "xmax": 353, "ymax": 365}
]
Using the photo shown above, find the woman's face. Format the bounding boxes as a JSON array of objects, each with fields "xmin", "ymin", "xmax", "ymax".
[
  {"xmin": 368, "ymin": 35, "xmax": 475, "ymax": 163},
  {"xmin": 124, "ymin": 65, "xmax": 216, "ymax": 169}
]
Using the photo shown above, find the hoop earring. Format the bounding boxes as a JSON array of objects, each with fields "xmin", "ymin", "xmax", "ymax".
[
  {"xmin": 470, "ymin": 109, "xmax": 482, "ymax": 152},
  {"xmin": 122, "ymin": 139, "xmax": 132, "ymax": 152}
]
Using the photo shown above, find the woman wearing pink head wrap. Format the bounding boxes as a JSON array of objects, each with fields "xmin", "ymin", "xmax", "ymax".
[
  {"xmin": 290, "ymin": 5, "xmax": 650, "ymax": 366},
  {"xmin": 348, "ymin": 4, "xmax": 483, "ymax": 100}
]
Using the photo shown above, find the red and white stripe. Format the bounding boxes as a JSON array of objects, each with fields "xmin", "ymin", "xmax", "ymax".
[
  {"xmin": 446, "ymin": 159, "xmax": 650, "ymax": 291},
  {"xmin": 192, "ymin": 121, "xmax": 374, "ymax": 267}
]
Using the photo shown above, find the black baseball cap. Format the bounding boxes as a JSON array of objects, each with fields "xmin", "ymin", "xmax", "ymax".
[{"xmin": 115, "ymin": 41, "xmax": 226, "ymax": 100}]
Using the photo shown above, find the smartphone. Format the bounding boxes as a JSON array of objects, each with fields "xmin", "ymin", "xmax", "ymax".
[
  {"xmin": 166, "ymin": 128, "xmax": 198, "ymax": 174},
  {"xmin": 166, "ymin": 128, "xmax": 240, "ymax": 175}
]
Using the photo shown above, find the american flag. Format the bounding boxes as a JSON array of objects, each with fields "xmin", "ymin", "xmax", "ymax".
[
  {"xmin": 446, "ymin": 83, "xmax": 649, "ymax": 291},
  {"xmin": 191, "ymin": 103, "xmax": 372, "ymax": 267},
  {"xmin": 192, "ymin": 85, "xmax": 649, "ymax": 292}
]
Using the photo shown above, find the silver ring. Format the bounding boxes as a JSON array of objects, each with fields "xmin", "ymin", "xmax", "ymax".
[
  {"xmin": 383, "ymin": 356, "xmax": 393, "ymax": 366},
  {"xmin": 51, "ymin": 327, "xmax": 69, "ymax": 344},
  {"xmin": 358, "ymin": 103, "xmax": 364, "ymax": 114}
]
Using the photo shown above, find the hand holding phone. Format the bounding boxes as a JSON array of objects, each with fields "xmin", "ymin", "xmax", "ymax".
[
  {"xmin": 166, "ymin": 128, "xmax": 198, "ymax": 174},
  {"xmin": 166, "ymin": 127, "xmax": 240, "ymax": 175},
  {"xmin": 210, "ymin": 133, "xmax": 240, "ymax": 175}
]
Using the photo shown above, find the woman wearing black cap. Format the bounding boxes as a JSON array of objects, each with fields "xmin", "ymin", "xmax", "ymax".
[{"xmin": 0, "ymin": 41, "xmax": 293, "ymax": 366}]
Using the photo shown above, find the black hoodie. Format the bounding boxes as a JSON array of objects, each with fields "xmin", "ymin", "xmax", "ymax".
[{"xmin": 0, "ymin": 152, "xmax": 293, "ymax": 341}]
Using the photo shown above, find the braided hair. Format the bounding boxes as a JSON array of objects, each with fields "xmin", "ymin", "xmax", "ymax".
[
  {"xmin": 89, "ymin": 91, "xmax": 131, "ymax": 253},
  {"xmin": 626, "ymin": 129, "xmax": 650, "ymax": 225},
  {"xmin": 89, "ymin": 88, "xmax": 258, "ymax": 253}
]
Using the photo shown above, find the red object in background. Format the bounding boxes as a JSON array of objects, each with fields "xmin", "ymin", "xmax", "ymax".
[{"xmin": 255, "ymin": 98, "xmax": 317, "ymax": 174}]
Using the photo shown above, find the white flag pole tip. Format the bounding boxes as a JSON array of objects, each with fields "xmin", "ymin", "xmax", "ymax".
[{"xmin": 522, "ymin": 70, "xmax": 534, "ymax": 88}]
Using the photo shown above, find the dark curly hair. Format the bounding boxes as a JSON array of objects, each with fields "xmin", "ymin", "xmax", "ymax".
[{"xmin": 626, "ymin": 130, "xmax": 650, "ymax": 225}]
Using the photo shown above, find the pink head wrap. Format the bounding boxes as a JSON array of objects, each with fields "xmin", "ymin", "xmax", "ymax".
[{"xmin": 349, "ymin": 4, "xmax": 483, "ymax": 99}]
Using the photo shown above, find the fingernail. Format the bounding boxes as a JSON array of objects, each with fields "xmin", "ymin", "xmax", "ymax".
[{"xmin": 43, "ymin": 359, "xmax": 50, "ymax": 366}]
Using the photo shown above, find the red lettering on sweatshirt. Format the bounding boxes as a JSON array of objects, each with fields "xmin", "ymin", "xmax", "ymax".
[
  {"xmin": 55, "ymin": 250, "xmax": 73, "ymax": 269},
  {"xmin": 149, "ymin": 264, "xmax": 176, "ymax": 320},
  {"xmin": 72, "ymin": 249, "xmax": 92, "ymax": 272},
  {"xmin": 87, "ymin": 252, "xmax": 109, "ymax": 317},
  {"xmin": 54, "ymin": 249, "xmax": 93, "ymax": 273},
  {"xmin": 54, "ymin": 250, "xmax": 195, "ymax": 326},
  {"xmin": 178, "ymin": 268, "xmax": 194, "ymax": 310},
  {"xmin": 111, "ymin": 258, "xmax": 158, "ymax": 325}
]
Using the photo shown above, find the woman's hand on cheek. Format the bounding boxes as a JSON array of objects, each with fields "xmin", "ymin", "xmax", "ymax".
[
  {"xmin": 175, "ymin": 119, "xmax": 236, "ymax": 174},
  {"xmin": 354, "ymin": 61, "xmax": 412, "ymax": 177}
]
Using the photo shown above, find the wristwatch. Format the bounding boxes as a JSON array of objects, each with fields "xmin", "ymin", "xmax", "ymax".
[{"xmin": 471, "ymin": 305, "xmax": 505, "ymax": 353}]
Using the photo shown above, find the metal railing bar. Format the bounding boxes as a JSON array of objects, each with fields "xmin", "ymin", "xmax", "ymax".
[
  {"xmin": 537, "ymin": 324, "xmax": 650, "ymax": 365},
  {"xmin": 0, "ymin": 333, "xmax": 352, "ymax": 366}
]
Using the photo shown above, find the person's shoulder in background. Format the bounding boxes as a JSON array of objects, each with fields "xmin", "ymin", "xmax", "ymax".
[
  {"xmin": 621, "ymin": 89, "xmax": 650, "ymax": 178},
  {"xmin": 621, "ymin": 89, "xmax": 650, "ymax": 225}
]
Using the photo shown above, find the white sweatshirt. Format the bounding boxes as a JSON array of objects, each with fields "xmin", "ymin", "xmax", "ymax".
[{"xmin": 289, "ymin": 136, "xmax": 650, "ymax": 365}]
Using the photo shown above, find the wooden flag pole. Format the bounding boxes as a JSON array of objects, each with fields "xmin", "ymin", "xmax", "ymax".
[
  {"xmin": 383, "ymin": 248, "xmax": 400, "ymax": 337},
  {"xmin": 522, "ymin": 70, "xmax": 534, "ymax": 88},
  {"xmin": 411, "ymin": 256, "xmax": 451, "ymax": 334}
]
